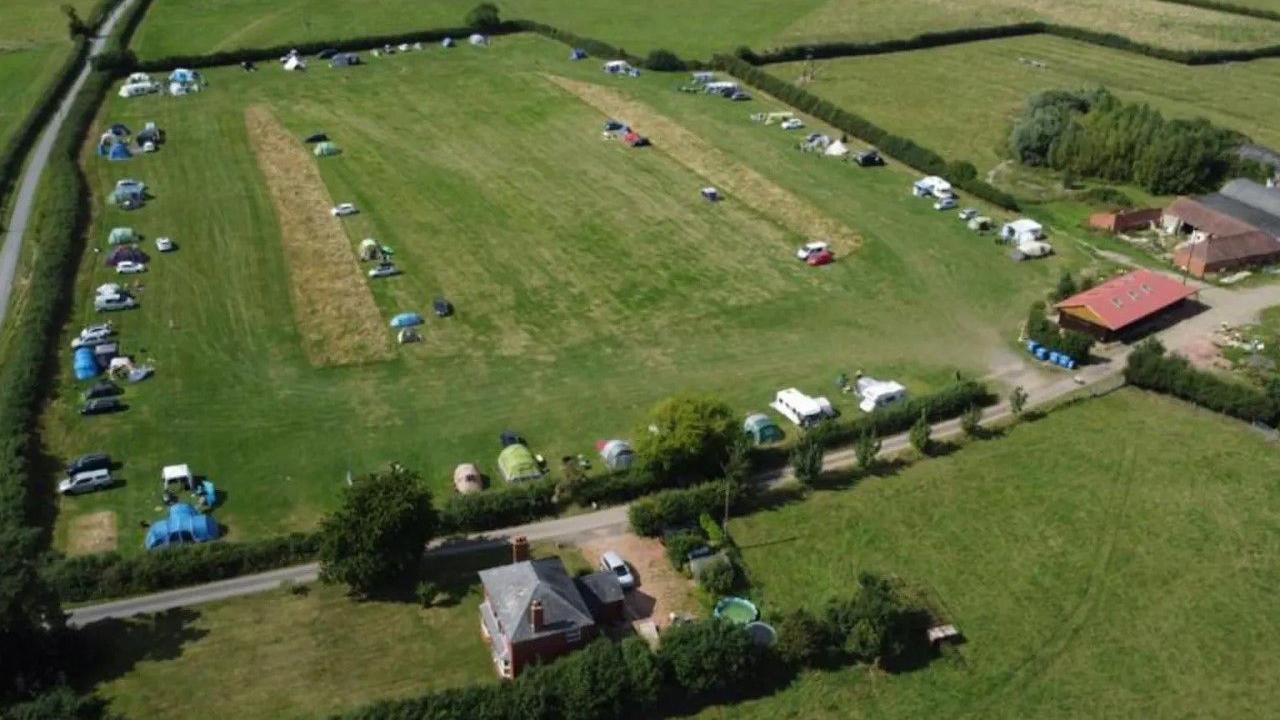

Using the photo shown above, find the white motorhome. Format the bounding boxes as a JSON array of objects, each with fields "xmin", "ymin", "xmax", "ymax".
[
  {"xmin": 770, "ymin": 388, "xmax": 835, "ymax": 428},
  {"xmin": 118, "ymin": 81, "xmax": 158, "ymax": 99},
  {"xmin": 857, "ymin": 379, "xmax": 907, "ymax": 413},
  {"xmin": 912, "ymin": 176, "xmax": 953, "ymax": 198}
]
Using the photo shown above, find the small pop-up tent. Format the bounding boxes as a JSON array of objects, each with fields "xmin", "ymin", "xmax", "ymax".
[
  {"xmin": 569, "ymin": 48, "xmax": 587, "ymax": 60},
  {"xmin": 283, "ymin": 56, "xmax": 306, "ymax": 71},
  {"xmin": 73, "ymin": 347, "xmax": 99, "ymax": 380},
  {"xmin": 313, "ymin": 142, "xmax": 340, "ymax": 157},
  {"xmin": 145, "ymin": 503, "xmax": 220, "ymax": 550},
  {"xmin": 824, "ymin": 140, "xmax": 850, "ymax": 158},
  {"xmin": 358, "ymin": 238, "xmax": 381, "ymax": 261},
  {"xmin": 108, "ymin": 143, "xmax": 132, "ymax": 161},
  {"xmin": 330, "ymin": 52, "xmax": 360, "ymax": 67},
  {"xmin": 390, "ymin": 312, "xmax": 424, "ymax": 328},
  {"xmin": 469, "ymin": 33, "xmax": 489, "ymax": 46},
  {"xmin": 105, "ymin": 245, "xmax": 147, "ymax": 267},
  {"xmin": 441, "ymin": 37, "xmax": 455, "ymax": 48},
  {"xmin": 454, "ymin": 464, "xmax": 484, "ymax": 494},
  {"xmin": 498, "ymin": 443, "xmax": 543, "ymax": 483},
  {"xmin": 596, "ymin": 439, "xmax": 635, "ymax": 471},
  {"xmin": 108, "ymin": 227, "xmax": 138, "ymax": 245},
  {"xmin": 743, "ymin": 413, "xmax": 784, "ymax": 445}
]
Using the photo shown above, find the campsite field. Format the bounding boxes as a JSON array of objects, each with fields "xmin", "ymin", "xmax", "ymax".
[
  {"xmin": 129, "ymin": 0, "xmax": 1280, "ymax": 62},
  {"xmin": 78, "ymin": 543, "xmax": 587, "ymax": 719},
  {"xmin": 50, "ymin": 34, "xmax": 1093, "ymax": 554},
  {"xmin": 779, "ymin": 34, "xmax": 1280, "ymax": 179},
  {"xmin": 710, "ymin": 389, "xmax": 1280, "ymax": 719}
]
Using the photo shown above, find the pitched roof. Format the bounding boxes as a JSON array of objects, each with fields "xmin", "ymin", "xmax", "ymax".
[
  {"xmin": 1165, "ymin": 197, "xmax": 1256, "ymax": 237},
  {"xmin": 576, "ymin": 570, "xmax": 624, "ymax": 614},
  {"xmin": 1175, "ymin": 231, "xmax": 1280, "ymax": 266},
  {"xmin": 1167, "ymin": 180, "xmax": 1280, "ymax": 240},
  {"xmin": 479, "ymin": 558, "xmax": 596, "ymax": 643},
  {"xmin": 1054, "ymin": 269, "xmax": 1198, "ymax": 331}
]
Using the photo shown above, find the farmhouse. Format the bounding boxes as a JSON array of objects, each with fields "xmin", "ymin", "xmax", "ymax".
[
  {"xmin": 1054, "ymin": 269, "xmax": 1199, "ymax": 341},
  {"xmin": 1088, "ymin": 208, "xmax": 1161, "ymax": 233},
  {"xmin": 1165, "ymin": 179, "xmax": 1280, "ymax": 277},
  {"xmin": 478, "ymin": 538, "xmax": 624, "ymax": 678}
]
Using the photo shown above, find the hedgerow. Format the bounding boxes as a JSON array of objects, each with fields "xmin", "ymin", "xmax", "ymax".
[{"xmin": 1125, "ymin": 339, "xmax": 1279, "ymax": 425}]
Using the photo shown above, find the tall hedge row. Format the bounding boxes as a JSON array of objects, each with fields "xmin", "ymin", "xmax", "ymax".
[
  {"xmin": 0, "ymin": 40, "xmax": 88, "ymax": 207},
  {"xmin": 1156, "ymin": 0, "xmax": 1280, "ymax": 22},
  {"xmin": 711, "ymin": 55, "xmax": 1021, "ymax": 210},
  {"xmin": 1124, "ymin": 340, "xmax": 1279, "ymax": 425}
]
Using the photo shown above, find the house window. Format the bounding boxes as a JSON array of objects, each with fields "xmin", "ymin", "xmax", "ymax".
[{"xmin": 565, "ymin": 627, "xmax": 582, "ymax": 644}]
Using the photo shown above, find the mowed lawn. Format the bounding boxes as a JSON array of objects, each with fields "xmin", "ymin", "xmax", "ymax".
[
  {"xmin": 78, "ymin": 543, "xmax": 585, "ymax": 720},
  {"xmin": 781, "ymin": 34, "xmax": 1280, "ymax": 177},
  {"xmin": 713, "ymin": 389, "xmax": 1280, "ymax": 719},
  {"xmin": 132, "ymin": 0, "xmax": 827, "ymax": 61},
  {"xmin": 49, "ymin": 35, "xmax": 1089, "ymax": 554}
]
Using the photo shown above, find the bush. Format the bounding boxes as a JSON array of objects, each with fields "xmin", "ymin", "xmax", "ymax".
[
  {"xmin": 1125, "ymin": 339, "xmax": 1279, "ymax": 424},
  {"xmin": 908, "ymin": 410, "xmax": 932, "ymax": 454},
  {"xmin": 634, "ymin": 393, "xmax": 737, "ymax": 484},
  {"xmin": 629, "ymin": 481, "xmax": 743, "ymax": 537},
  {"xmin": 464, "ymin": 2, "xmax": 501, "ymax": 30},
  {"xmin": 48, "ymin": 532, "xmax": 319, "ymax": 603},
  {"xmin": 774, "ymin": 608, "xmax": 838, "ymax": 668},
  {"xmin": 664, "ymin": 529, "xmax": 707, "ymax": 570},
  {"xmin": 823, "ymin": 572, "xmax": 913, "ymax": 662},
  {"xmin": 789, "ymin": 428, "xmax": 826, "ymax": 486},
  {"xmin": 644, "ymin": 48, "xmax": 686, "ymax": 71},
  {"xmin": 1077, "ymin": 186, "xmax": 1134, "ymax": 208},
  {"xmin": 658, "ymin": 619, "xmax": 761, "ymax": 695},
  {"xmin": 696, "ymin": 555, "xmax": 740, "ymax": 594},
  {"xmin": 437, "ymin": 478, "xmax": 557, "ymax": 534},
  {"xmin": 570, "ymin": 468, "xmax": 658, "ymax": 507}
]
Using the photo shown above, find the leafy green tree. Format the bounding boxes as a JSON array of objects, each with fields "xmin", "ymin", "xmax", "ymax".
[
  {"xmin": 854, "ymin": 428, "xmax": 881, "ymax": 472},
  {"xmin": 960, "ymin": 404, "xmax": 983, "ymax": 437},
  {"xmin": 824, "ymin": 572, "xmax": 911, "ymax": 662},
  {"xmin": 789, "ymin": 428, "xmax": 825, "ymax": 487},
  {"xmin": 908, "ymin": 410, "xmax": 931, "ymax": 455},
  {"xmin": 634, "ymin": 393, "xmax": 737, "ymax": 483},
  {"xmin": 644, "ymin": 49, "xmax": 684, "ymax": 71},
  {"xmin": 659, "ymin": 619, "xmax": 760, "ymax": 694},
  {"xmin": 698, "ymin": 555, "xmax": 740, "ymax": 595},
  {"xmin": 720, "ymin": 434, "xmax": 753, "ymax": 488},
  {"xmin": 947, "ymin": 160, "xmax": 977, "ymax": 182},
  {"xmin": 0, "ymin": 518, "xmax": 66, "ymax": 703},
  {"xmin": 318, "ymin": 465, "xmax": 437, "ymax": 596},
  {"xmin": 1010, "ymin": 385, "xmax": 1029, "ymax": 417},
  {"xmin": 1053, "ymin": 270, "xmax": 1078, "ymax": 301},
  {"xmin": 2, "ymin": 684, "xmax": 108, "ymax": 720},
  {"xmin": 464, "ymin": 2, "xmax": 501, "ymax": 29},
  {"xmin": 774, "ymin": 608, "xmax": 837, "ymax": 668}
]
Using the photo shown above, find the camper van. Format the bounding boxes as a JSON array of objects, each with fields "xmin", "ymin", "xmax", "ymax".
[
  {"xmin": 770, "ymin": 388, "xmax": 836, "ymax": 428},
  {"xmin": 856, "ymin": 378, "xmax": 907, "ymax": 413},
  {"xmin": 118, "ymin": 81, "xmax": 157, "ymax": 99}
]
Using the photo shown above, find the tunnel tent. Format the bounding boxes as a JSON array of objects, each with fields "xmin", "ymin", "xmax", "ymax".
[
  {"xmin": 498, "ymin": 443, "xmax": 542, "ymax": 483},
  {"xmin": 596, "ymin": 439, "xmax": 635, "ymax": 471},
  {"xmin": 313, "ymin": 142, "xmax": 340, "ymax": 157},
  {"xmin": 390, "ymin": 312, "xmax": 423, "ymax": 328},
  {"xmin": 108, "ymin": 143, "xmax": 132, "ymax": 161},
  {"xmin": 743, "ymin": 413, "xmax": 784, "ymax": 444},
  {"xmin": 144, "ymin": 503, "xmax": 220, "ymax": 549},
  {"xmin": 73, "ymin": 347, "xmax": 99, "ymax": 380}
]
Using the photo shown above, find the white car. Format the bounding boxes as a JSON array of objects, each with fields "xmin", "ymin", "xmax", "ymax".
[
  {"xmin": 115, "ymin": 178, "xmax": 146, "ymax": 192},
  {"xmin": 95, "ymin": 283, "xmax": 124, "ymax": 297},
  {"xmin": 155, "ymin": 236, "xmax": 174, "ymax": 252},
  {"xmin": 933, "ymin": 197, "xmax": 957, "ymax": 211},
  {"xmin": 116, "ymin": 260, "xmax": 146, "ymax": 274},
  {"xmin": 58, "ymin": 468, "xmax": 113, "ymax": 495},
  {"xmin": 81, "ymin": 323, "xmax": 114, "ymax": 340},
  {"xmin": 600, "ymin": 551, "xmax": 636, "ymax": 590},
  {"xmin": 780, "ymin": 118, "xmax": 804, "ymax": 130},
  {"xmin": 331, "ymin": 203, "xmax": 358, "ymax": 217},
  {"xmin": 368, "ymin": 262, "xmax": 401, "ymax": 279},
  {"xmin": 94, "ymin": 294, "xmax": 137, "ymax": 312},
  {"xmin": 795, "ymin": 241, "xmax": 829, "ymax": 260},
  {"xmin": 958, "ymin": 208, "xmax": 978, "ymax": 221},
  {"xmin": 142, "ymin": 141, "xmax": 157, "ymax": 153}
]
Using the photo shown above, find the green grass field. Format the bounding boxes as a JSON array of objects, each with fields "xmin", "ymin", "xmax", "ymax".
[
  {"xmin": 49, "ymin": 35, "xmax": 1094, "ymax": 554},
  {"xmin": 780, "ymin": 35, "xmax": 1280, "ymax": 178},
  {"xmin": 131, "ymin": 0, "xmax": 1280, "ymax": 61},
  {"xmin": 709, "ymin": 389, "xmax": 1280, "ymax": 719},
  {"xmin": 79, "ymin": 543, "xmax": 587, "ymax": 720}
]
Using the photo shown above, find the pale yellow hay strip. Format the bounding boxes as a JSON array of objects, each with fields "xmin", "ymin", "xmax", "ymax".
[
  {"xmin": 545, "ymin": 75, "xmax": 861, "ymax": 254},
  {"xmin": 67, "ymin": 511, "xmax": 117, "ymax": 555},
  {"xmin": 245, "ymin": 105, "xmax": 392, "ymax": 366}
]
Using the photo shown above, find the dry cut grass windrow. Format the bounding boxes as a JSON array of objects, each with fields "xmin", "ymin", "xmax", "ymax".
[
  {"xmin": 67, "ymin": 511, "xmax": 117, "ymax": 555},
  {"xmin": 244, "ymin": 105, "xmax": 392, "ymax": 366},
  {"xmin": 545, "ymin": 75, "xmax": 862, "ymax": 256}
]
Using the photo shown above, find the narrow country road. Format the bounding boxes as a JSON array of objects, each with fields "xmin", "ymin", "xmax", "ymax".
[{"xmin": 0, "ymin": 0, "xmax": 138, "ymax": 336}]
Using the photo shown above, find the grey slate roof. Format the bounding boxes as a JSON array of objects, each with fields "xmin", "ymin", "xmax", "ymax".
[
  {"xmin": 1199, "ymin": 181, "xmax": 1280, "ymax": 239},
  {"xmin": 479, "ymin": 558, "xmax": 595, "ymax": 643},
  {"xmin": 576, "ymin": 570, "xmax": 625, "ymax": 614}
]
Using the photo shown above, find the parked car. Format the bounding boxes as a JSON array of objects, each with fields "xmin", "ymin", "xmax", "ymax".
[
  {"xmin": 58, "ymin": 468, "xmax": 113, "ymax": 495},
  {"xmin": 331, "ymin": 203, "xmax": 358, "ymax": 217},
  {"xmin": 600, "ymin": 551, "xmax": 637, "ymax": 590},
  {"xmin": 94, "ymin": 294, "xmax": 137, "ymax": 312},
  {"xmin": 70, "ymin": 335, "xmax": 111, "ymax": 350},
  {"xmin": 368, "ymin": 262, "xmax": 401, "ymax": 278},
  {"xmin": 66, "ymin": 452, "xmax": 112, "ymax": 475},
  {"xmin": 115, "ymin": 178, "xmax": 145, "ymax": 192},
  {"xmin": 83, "ymin": 381, "xmax": 122, "ymax": 401},
  {"xmin": 80, "ymin": 398, "xmax": 123, "ymax": 416},
  {"xmin": 933, "ymin": 197, "xmax": 957, "ymax": 211},
  {"xmin": 115, "ymin": 260, "xmax": 146, "ymax": 274},
  {"xmin": 806, "ymin": 249, "xmax": 835, "ymax": 266},
  {"xmin": 154, "ymin": 236, "xmax": 174, "ymax": 252},
  {"xmin": 432, "ymin": 296, "xmax": 454, "ymax": 317},
  {"xmin": 80, "ymin": 322, "xmax": 114, "ymax": 339},
  {"xmin": 958, "ymin": 208, "xmax": 978, "ymax": 221},
  {"xmin": 95, "ymin": 283, "xmax": 123, "ymax": 297},
  {"xmin": 780, "ymin": 118, "xmax": 804, "ymax": 130},
  {"xmin": 316, "ymin": 48, "xmax": 339, "ymax": 59},
  {"xmin": 729, "ymin": 91, "xmax": 752, "ymax": 101},
  {"xmin": 795, "ymin": 241, "xmax": 829, "ymax": 261}
]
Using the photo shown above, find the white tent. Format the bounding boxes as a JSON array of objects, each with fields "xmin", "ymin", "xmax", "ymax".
[
  {"xmin": 284, "ymin": 56, "xmax": 306, "ymax": 71},
  {"xmin": 358, "ymin": 238, "xmax": 381, "ymax": 261},
  {"xmin": 468, "ymin": 33, "xmax": 489, "ymax": 46},
  {"xmin": 824, "ymin": 140, "xmax": 850, "ymax": 157}
]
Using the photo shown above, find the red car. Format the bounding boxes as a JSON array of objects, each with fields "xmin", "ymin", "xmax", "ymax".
[{"xmin": 806, "ymin": 249, "xmax": 834, "ymax": 266}]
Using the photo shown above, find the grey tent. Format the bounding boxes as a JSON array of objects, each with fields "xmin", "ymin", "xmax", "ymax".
[
  {"xmin": 597, "ymin": 439, "xmax": 635, "ymax": 471},
  {"xmin": 743, "ymin": 413, "xmax": 784, "ymax": 444},
  {"xmin": 330, "ymin": 52, "xmax": 360, "ymax": 67}
]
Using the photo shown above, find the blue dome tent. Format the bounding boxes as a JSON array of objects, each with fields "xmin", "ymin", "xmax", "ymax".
[
  {"xmin": 73, "ymin": 347, "xmax": 99, "ymax": 380},
  {"xmin": 108, "ymin": 143, "xmax": 132, "ymax": 161},
  {"xmin": 145, "ymin": 503, "xmax": 220, "ymax": 549},
  {"xmin": 390, "ymin": 312, "xmax": 423, "ymax": 328}
]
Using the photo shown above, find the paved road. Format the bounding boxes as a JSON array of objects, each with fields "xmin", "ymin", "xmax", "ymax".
[{"xmin": 0, "ymin": 0, "xmax": 138, "ymax": 337}]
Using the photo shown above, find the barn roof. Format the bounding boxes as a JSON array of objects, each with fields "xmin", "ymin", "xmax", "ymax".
[
  {"xmin": 1175, "ymin": 231, "xmax": 1280, "ymax": 266},
  {"xmin": 1054, "ymin": 269, "xmax": 1198, "ymax": 332},
  {"xmin": 1167, "ymin": 179, "xmax": 1280, "ymax": 240}
]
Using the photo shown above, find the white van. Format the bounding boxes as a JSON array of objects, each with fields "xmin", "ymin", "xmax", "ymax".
[
  {"xmin": 95, "ymin": 294, "xmax": 137, "ymax": 312},
  {"xmin": 58, "ymin": 468, "xmax": 112, "ymax": 495},
  {"xmin": 770, "ymin": 388, "xmax": 835, "ymax": 428}
]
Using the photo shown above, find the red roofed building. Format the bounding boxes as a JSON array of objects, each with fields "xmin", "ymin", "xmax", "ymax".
[{"xmin": 1054, "ymin": 269, "xmax": 1199, "ymax": 341}]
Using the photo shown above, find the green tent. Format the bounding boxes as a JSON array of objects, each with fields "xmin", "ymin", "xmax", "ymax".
[
  {"xmin": 108, "ymin": 227, "xmax": 137, "ymax": 245},
  {"xmin": 743, "ymin": 413, "xmax": 784, "ymax": 445},
  {"xmin": 313, "ymin": 142, "xmax": 340, "ymax": 157},
  {"xmin": 498, "ymin": 444, "xmax": 542, "ymax": 483}
]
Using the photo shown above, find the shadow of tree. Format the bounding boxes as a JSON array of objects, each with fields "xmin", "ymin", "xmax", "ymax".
[{"xmin": 71, "ymin": 607, "xmax": 207, "ymax": 688}]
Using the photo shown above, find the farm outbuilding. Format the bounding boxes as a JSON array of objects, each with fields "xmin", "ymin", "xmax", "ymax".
[
  {"xmin": 596, "ymin": 439, "xmax": 635, "ymax": 471},
  {"xmin": 1088, "ymin": 208, "xmax": 1160, "ymax": 233},
  {"xmin": 144, "ymin": 503, "xmax": 220, "ymax": 550},
  {"xmin": 454, "ymin": 464, "xmax": 484, "ymax": 494},
  {"xmin": 743, "ymin": 413, "xmax": 783, "ymax": 445},
  {"xmin": 1166, "ymin": 179, "xmax": 1280, "ymax": 277},
  {"xmin": 1054, "ymin": 269, "xmax": 1199, "ymax": 341},
  {"xmin": 498, "ymin": 444, "xmax": 543, "ymax": 483}
]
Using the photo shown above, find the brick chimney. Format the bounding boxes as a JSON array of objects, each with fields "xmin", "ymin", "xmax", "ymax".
[
  {"xmin": 512, "ymin": 535, "xmax": 530, "ymax": 563},
  {"xmin": 529, "ymin": 600, "xmax": 544, "ymax": 631}
]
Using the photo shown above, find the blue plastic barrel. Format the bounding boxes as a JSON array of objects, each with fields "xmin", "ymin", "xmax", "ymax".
[
  {"xmin": 1035, "ymin": 347, "xmax": 1048, "ymax": 360},
  {"xmin": 1026, "ymin": 340, "xmax": 1040, "ymax": 353}
]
